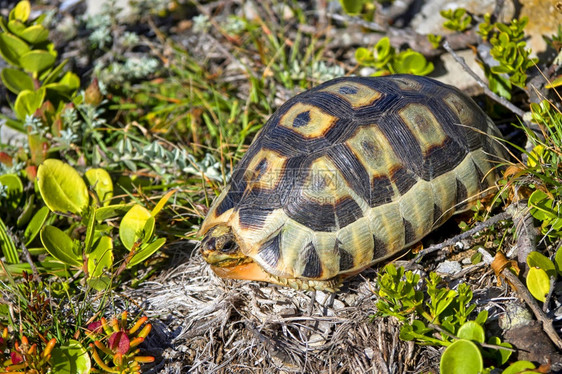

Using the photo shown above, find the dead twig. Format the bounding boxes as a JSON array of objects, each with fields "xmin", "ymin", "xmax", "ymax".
[
  {"xmin": 497, "ymin": 263, "xmax": 562, "ymax": 350},
  {"xmin": 442, "ymin": 41, "xmax": 526, "ymax": 119},
  {"xmin": 411, "ymin": 211, "xmax": 511, "ymax": 264}
]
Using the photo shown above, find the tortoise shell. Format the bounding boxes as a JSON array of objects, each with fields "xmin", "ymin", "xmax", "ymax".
[{"xmin": 199, "ymin": 75, "xmax": 506, "ymax": 291}]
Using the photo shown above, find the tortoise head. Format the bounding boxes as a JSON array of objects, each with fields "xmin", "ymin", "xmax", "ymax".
[
  {"xmin": 200, "ymin": 224, "xmax": 282, "ymax": 283},
  {"xmin": 200, "ymin": 224, "xmax": 247, "ymax": 268}
]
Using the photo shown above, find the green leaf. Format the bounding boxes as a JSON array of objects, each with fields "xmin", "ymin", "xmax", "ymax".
[
  {"xmin": 19, "ymin": 24, "xmax": 49, "ymax": 44},
  {"xmin": 42, "ymin": 60, "xmax": 67, "ymax": 85},
  {"xmin": 95, "ymin": 204, "xmax": 133, "ymax": 221},
  {"xmin": 487, "ymin": 336, "xmax": 513, "ymax": 366},
  {"xmin": 119, "ymin": 204, "xmax": 154, "ymax": 250},
  {"xmin": 0, "ymin": 173, "xmax": 23, "ymax": 208},
  {"xmin": 527, "ymin": 251, "xmax": 557, "ymax": 278},
  {"xmin": 440, "ymin": 339, "xmax": 483, "ymax": 374},
  {"xmin": 545, "ymin": 76, "xmax": 562, "ymax": 89},
  {"xmin": 85, "ymin": 168, "xmax": 113, "ymax": 206},
  {"xmin": 501, "ymin": 360, "xmax": 536, "ymax": 374},
  {"xmin": 1, "ymin": 67, "xmax": 34, "ymax": 94},
  {"xmin": 10, "ymin": 1, "xmax": 31, "ymax": 22},
  {"xmin": 0, "ymin": 33, "xmax": 30, "ymax": 66},
  {"xmin": 355, "ymin": 47, "xmax": 374, "ymax": 64},
  {"xmin": 40, "ymin": 225, "xmax": 82, "ymax": 267},
  {"xmin": 88, "ymin": 236, "xmax": 113, "ymax": 277},
  {"xmin": 37, "ymin": 159, "xmax": 89, "ymax": 215},
  {"xmin": 24, "ymin": 205, "xmax": 49, "ymax": 246},
  {"xmin": 338, "ymin": 0, "xmax": 365, "ymax": 15},
  {"xmin": 7, "ymin": 20, "xmax": 26, "ymax": 36},
  {"xmin": 526, "ymin": 267, "xmax": 550, "ymax": 302},
  {"xmin": 474, "ymin": 310, "xmax": 488, "ymax": 325},
  {"xmin": 128, "ymin": 237, "xmax": 165, "ymax": 268},
  {"xmin": 19, "ymin": 50, "xmax": 56, "ymax": 74},
  {"xmin": 457, "ymin": 321, "xmax": 485, "ymax": 343},
  {"xmin": 51, "ymin": 339, "xmax": 91, "ymax": 374},
  {"xmin": 0, "ymin": 216, "xmax": 19, "ymax": 263},
  {"xmin": 14, "ymin": 88, "xmax": 45, "ymax": 120}
]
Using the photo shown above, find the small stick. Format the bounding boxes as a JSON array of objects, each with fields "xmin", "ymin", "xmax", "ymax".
[
  {"xmin": 442, "ymin": 41, "xmax": 526, "ymax": 119},
  {"xmin": 498, "ymin": 266, "xmax": 562, "ymax": 350},
  {"xmin": 411, "ymin": 211, "xmax": 510, "ymax": 263},
  {"xmin": 428, "ymin": 323, "xmax": 517, "ymax": 352}
]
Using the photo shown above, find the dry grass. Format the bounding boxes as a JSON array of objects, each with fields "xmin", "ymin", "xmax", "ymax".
[{"xmin": 127, "ymin": 241, "xmax": 445, "ymax": 373}]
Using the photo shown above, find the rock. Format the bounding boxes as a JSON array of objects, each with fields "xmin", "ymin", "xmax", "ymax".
[
  {"xmin": 85, "ymin": 0, "xmax": 132, "ymax": 18},
  {"xmin": 432, "ymin": 49, "xmax": 487, "ymax": 95},
  {"xmin": 435, "ymin": 260, "xmax": 462, "ymax": 275},
  {"xmin": 520, "ymin": 0, "xmax": 562, "ymax": 56},
  {"xmin": 411, "ymin": 0, "xmax": 560, "ymax": 55},
  {"xmin": 411, "ymin": 0, "xmax": 515, "ymax": 35}
]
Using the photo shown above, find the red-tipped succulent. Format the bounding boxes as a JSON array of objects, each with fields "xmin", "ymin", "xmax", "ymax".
[{"xmin": 86, "ymin": 311, "xmax": 154, "ymax": 373}]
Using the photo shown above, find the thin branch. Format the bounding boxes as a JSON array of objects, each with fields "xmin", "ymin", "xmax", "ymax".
[
  {"xmin": 499, "ymin": 267, "xmax": 562, "ymax": 350},
  {"xmin": 411, "ymin": 211, "xmax": 511, "ymax": 263},
  {"xmin": 442, "ymin": 41, "xmax": 526, "ymax": 119}
]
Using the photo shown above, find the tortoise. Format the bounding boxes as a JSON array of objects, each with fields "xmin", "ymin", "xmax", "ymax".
[{"xmin": 199, "ymin": 74, "xmax": 507, "ymax": 292}]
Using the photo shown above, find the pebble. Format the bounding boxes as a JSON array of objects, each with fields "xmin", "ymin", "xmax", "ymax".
[{"xmin": 435, "ymin": 260, "xmax": 462, "ymax": 275}]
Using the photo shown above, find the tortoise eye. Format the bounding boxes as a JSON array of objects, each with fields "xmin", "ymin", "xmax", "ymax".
[{"xmin": 221, "ymin": 240, "xmax": 237, "ymax": 253}]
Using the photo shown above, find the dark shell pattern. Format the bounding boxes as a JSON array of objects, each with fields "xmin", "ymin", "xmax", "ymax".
[{"xmin": 200, "ymin": 75, "xmax": 507, "ymax": 281}]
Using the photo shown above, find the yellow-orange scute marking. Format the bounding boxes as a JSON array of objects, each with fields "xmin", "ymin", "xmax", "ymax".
[
  {"xmin": 319, "ymin": 81, "xmax": 382, "ymax": 108},
  {"xmin": 278, "ymin": 102, "xmax": 338, "ymax": 138},
  {"xmin": 244, "ymin": 149, "xmax": 287, "ymax": 190},
  {"xmin": 399, "ymin": 103, "xmax": 448, "ymax": 156}
]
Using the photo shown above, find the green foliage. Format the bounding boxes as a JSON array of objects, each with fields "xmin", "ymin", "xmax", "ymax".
[
  {"xmin": 373, "ymin": 264, "xmax": 532, "ymax": 372},
  {"xmin": 440, "ymin": 339, "xmax": 483, "ymax": 374},
  {"xmin": 355, "ymin": 37, "xmax": 434, "ymax": 76},
  {"xmin": 0, "ymin": 0, "xmax": 81, "ymax": 133},
  {"xmin": 523, "ymin": 249, "xmax": 562, "ymax": 303},
  {"xmin": 31, "ymin": 159, "xmax": 169, "ymax": 284},
  {"xmin": 339, "ymin": 0, "xmax": 369, "ymax": 15},
  {"xmin": 522, "ymin": 101, "xmax": 562, "ymax": 239},
  {"xmin": 427, "ymin": 34, "xmax": 443, "ymax": 49},
  {"xmin": 476, "ymin": 14, "xmax": 538, "ymax": 99},
  {"xmin": 440, "ymin": 8, "xmax": 472, "ymax": 32}
]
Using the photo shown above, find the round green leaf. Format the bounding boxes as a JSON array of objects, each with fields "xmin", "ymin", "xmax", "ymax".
[
  {"xmin": 19, "ymin": 24, "xmax": 49, "ymax": 44},
  {"xmin": 37, "ymin": 159, "xmax": 89, "ymax": 215},
  {"xmin": 88, "ymin": 236, "xmax": 113, "ymax": 277},
  {"xmin": 14, "ymin": 88, "xmax": 45, "ymax": 120},
  {"xmin": 7, "ymin": 20, "xmax": 26, "ymax": 37},
  {"xmin": 527, "ymin": 251, "xmax": 556, "ymax": 278},
  {"xmin": 51, "ymin": 339, "xmax": 91, "ymax": 374},
  {"xmin": 487, "ymin": 336, "xmax": 513, "ymax": 365},
  {"xmin": 1, "ymin": 68, "xmax": 34, "ymax": 94},
  {"xmin": 440, "ymin": 339, "xmax": 483, "ymax": 374},
  {"xmin": 9, "ymin": 1, "xmax": 30, "ymax": 22},
  {"xmin": 119, "ymin": 204, "xmax": 154, "ymax": 250},
  {"xmin": 501, "ymin": 360, "xmax": 536, "ymax": 374},
  {"xmin": 339, "ymin": 0, "xmax": 365, "ymax": 15},
  {"xmin": 19, "ymin": 50, "xmax": 56, "ymax": 74},
  {"xmin": 85, "ymin": 168, "xmax": 113, "ymax": 206},
  {"xmin": 526, "ymin": 267, "xmax": 550, "ymax": 302},
  {"xmin": 0, "ymin": 33, "xmax": 30, "ymax": 67},
  {"xmin": 0, "ymin": 174, "xmax": 23, "ymax": 208},
  {"xmin": 40, "ymin": 225, "xmax": 82, "ymax": 267},
  {"xmin": 457, "ymin": 321, "xmax": 485, "ymax": 343}
]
